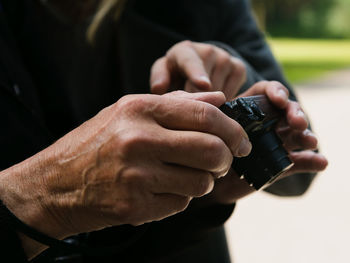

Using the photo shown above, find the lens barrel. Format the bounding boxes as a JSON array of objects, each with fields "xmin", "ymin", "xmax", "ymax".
[
  {"xmin": 220, "ymin": 95, "xmax": 294, "ymax": 190},
  {"xmin": 233, "ymin": 129, "xmax": 294, "ymax": 190}
]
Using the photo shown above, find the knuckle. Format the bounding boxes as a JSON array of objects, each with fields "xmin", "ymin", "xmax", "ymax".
[
  {"xmin": 115, "ymin": 94, "xmax": 135, "ymax": 109},
  {"xmin": 113, "ymin": 200, "xmax": 135, "ymax": 223},
  {"xmin": 232, "ymin": 59, "xmax": 247, "ymax": 80},
  {"xmin": 118, "ymin": 167, "xmax": 145, "ymax": 186},
  {"xmin": 207, "ymin": 136, "xmax": 226, "ymax": 155},
  {"xmin": 228, "ymin": 122, "xmax": 246, "ymax": 149},
  {"xmin": 173, "ymin": 196, "xmax": 191, "ymax": 212},
  {"xmin": 270, "ymin": 80, "xmax": 283, "ymax": 87},
  {"xmin": 288, "ymin": 101, "xmax": 301, "ymax": 114},
  {"xmin": 152, "ymin": 57, "xmax": 165, "ymax": 70},
  {"xmin": 193, "ymin": 174, "xmax": 214, "ymax": 197},
  {"xmin": 194, "ymin": 103, "xmax": 217, "ymax": 131},
  {"xmin": 169, "ymin": 40, "xmax": 193, "ymax": 55},
  {"xmin": 201, "ymin": 45, "xmax": 216, "ymax": 59},
  {"xmin": 216, "ymin": 54, "xmax": 232, "ymax": 69},
  {"xmin": 118, "ymin": 133, "xmax": 137, "ymax": 156},
  {"xmin": 116, "ymin": 94, "xmax": 151, "ymax": 113},
  {"xmin": 256, "ymin": 80, "xmax": 270, "ymax": 87},
  {"xmin": 168, "ymin": 90, "xmax": 187, "ymax": 97},
  {"xmin": 203, "ymin": 137, "xmax": 228, "ymax": 169},
  {"xmin": 290, "ymin": 100, "xmax": 300, "ymax": 108},
  {"xmin": 233, "ymin": 58, "xmax": 245, "ymax": 69},
  {"xmin": 270, "ymin": 81, "xmax": 289, "ymax": 94},
  {"xmin": 117, "ymin": 130, "xmax": 152, "ymax": 157},
  {"xmin": 180, "ymin": 40, "xmax": 193, "ymax": 48}
]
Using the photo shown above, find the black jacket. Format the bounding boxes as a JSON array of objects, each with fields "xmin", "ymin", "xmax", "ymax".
[{"xmin": 0, "ymin": 0, "xmax": 315, "ymax": 262}]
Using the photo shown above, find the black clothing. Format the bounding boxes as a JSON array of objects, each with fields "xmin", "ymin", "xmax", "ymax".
[{"xmin": 0, "ymin": 0, "xmax": 315, "ymax": 262}]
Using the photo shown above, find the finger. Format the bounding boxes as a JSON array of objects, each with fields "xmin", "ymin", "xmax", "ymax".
[
  {"xmin": 239, "ymin": 81, "xmax": 289, "ymax": 109},
  {"xmin": 209, "ymin": 50, "xmax": 233, "ymax": 93},
  {"xmin": 155, "ymin": 130, "xmax": 233, "ymax": 176},
  {"xmin": 149, "ymin": 163, "xmax": 215, "ymax": 197},
  {"xmin": 287, "ymin": 151, "xmax": 328, "ymax": 174},
  {"xmin": 222, "ymin": 57, "xmax": 247, "ymax": 100},
  {"xmin": 150, "ymin": 57, "xmax": 171, "ymax": 95},
  {"xmin": 163, "ymin": 90, "xmax": 226, "ymax": 107},
  {"xmin": 154, "ymin": 96, "xmax": 252, "ymax": 157},
  {"xmin": 184, "ymin": 80, "xmax": 204, "ymax": 94},
  {"xmin": 167, "ymin": 41, "xmax": 212, "ymax": 90},
  {"xmin": 286, "ymin": 101, "xmax": 308, "ymax": 131},
  {"xmin": 147, "ymin": 194, "xmax": 191, "ymax": 223},
  {"xmin": 276, "ymin": 118, "xmax": 289, "ymax": 130},
  {"xmin": 193, "ymin": 43, "xmax": 217, "ymax": 79},
  {"xmin": 131, "ymin": 194, "xmax": 191, "ymax": 225},
  {"xmin": 210, "ymin": 168, "xmax": 255, "ymax": 204},
  {"xmin": 278, "ymin": 128, "xmax": 318, "ymax": 151}
]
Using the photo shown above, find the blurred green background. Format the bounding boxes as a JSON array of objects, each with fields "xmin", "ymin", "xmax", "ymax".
[{"xmin": 251, "ymin": 0, "xmax": 350, "ymax": 84}]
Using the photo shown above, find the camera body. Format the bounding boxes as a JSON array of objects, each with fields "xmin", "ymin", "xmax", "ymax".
[{"xmin": 220, "ymin": 95, "xmax": 294, "ymax": 190}]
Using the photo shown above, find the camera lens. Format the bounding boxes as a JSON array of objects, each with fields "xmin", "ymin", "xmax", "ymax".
[
  {"xmin": 220, "ymin": 95, "xmax": 294, "ymax": 190},
  {"xmin": 233, "ymin": 129, "xmax": 294, "ymax": 190}
]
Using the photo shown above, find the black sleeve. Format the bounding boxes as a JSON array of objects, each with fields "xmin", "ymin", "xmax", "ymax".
[
  {"xmin": 217, "ymin": 1, "xmax": 289, "ymax": 85},
  {"xmin": 211, "ymin": 0, "xmax": 316, "ymax": 196},
  {"xmin": 215, "ymin": 0, "xmax": 292, "ymax": 91},
  {"xmin": 0, "ymin": 204, "xmax": 28, "ymax": 262}
]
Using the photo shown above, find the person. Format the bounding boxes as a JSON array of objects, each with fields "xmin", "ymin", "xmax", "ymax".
[{"xmin": 0, "ymin": 0, "xmax": 327, "ymax": 262}]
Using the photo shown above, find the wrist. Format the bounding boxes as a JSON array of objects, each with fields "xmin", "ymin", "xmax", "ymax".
[{"xmin": 0, "ymin": 149, "xmax": 72, "ymax": 243}]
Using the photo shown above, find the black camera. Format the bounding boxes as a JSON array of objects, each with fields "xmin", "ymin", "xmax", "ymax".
[{"xmin": 220, "ymin": 95, "xmax": 294, "ymax": 190}]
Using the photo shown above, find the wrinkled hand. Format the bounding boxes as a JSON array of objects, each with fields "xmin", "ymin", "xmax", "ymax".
[
  {"xmin": 150, "ymin": 41, "xmax": 246, "ymax": 100},
  {"xmin": 0, "ymin": 91, "xmax": 253, "ymax": 245}
]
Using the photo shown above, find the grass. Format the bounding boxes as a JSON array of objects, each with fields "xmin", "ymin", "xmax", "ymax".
[{"xmin": 268, "ymin": 38, "xmax": 350, "ymax": 83}]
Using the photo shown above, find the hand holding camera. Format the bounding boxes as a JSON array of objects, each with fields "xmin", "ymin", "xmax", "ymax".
[
  {"xmin": 220, "ymin": 94, "xmax": 294, "ymax": 190},
  {"xmin": 222, "ymin": 81, "xmax": 328, "ymax": 190},
  {"xmin": 198, "ymin": 81, "xmax": 328, "ymax": 205}
]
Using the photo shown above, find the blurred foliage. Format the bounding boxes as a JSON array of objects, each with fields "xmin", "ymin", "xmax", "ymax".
[
  {"xmin": 327, "ymin": 0, "xmax": 350, "ymax": 37},
  {"xmin": 268, "ymin": 39, "xmax": 350, "ymax": 83},
  {"xmin": 252, "ymin": 0, "xmax": 350, "ymax": 38}
]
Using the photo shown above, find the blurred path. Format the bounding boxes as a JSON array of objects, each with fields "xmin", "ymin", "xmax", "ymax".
[{"xmin": 225, "ymin": 69, "xmax": 350, "ymax": 263}]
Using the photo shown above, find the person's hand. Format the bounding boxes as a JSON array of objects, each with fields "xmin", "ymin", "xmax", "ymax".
[
  {"xmin": 239, "ymin": 81, "xmax": 328, "ymax": 178},
  {"xmin": 0, "ymin": 91, "xmax": 252, "ymax": 258},
  {"xmin": 202, "ymin": 81, "xmax": 328, "ymax": 205},
  {"xmin": 150, "ymin": 41, "xmax": 246, "ymax": 100}
]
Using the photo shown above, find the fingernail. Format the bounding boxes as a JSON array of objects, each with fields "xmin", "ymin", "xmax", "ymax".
[
  {"xmin": 297, "ymin": 109, "xmax": 307, "ymax": 121},
  {"xmin": 303, "ymin": 129, "xmax": 316, "ymax": 138},
  {"xmin": 276, "ymin": 120, "xmax": 289, "ymax": 130},
  {"xmin": 278, "ymin": 89, "xmax": 288, "ymax": 100},
  {"xmin": 205, "ymin": 178, "xmax": 215, "ymax": 195},
  {"xmin": 211, "ymin": 91, "xmax": 226, "ymax": 100},
  {"xmin": 319, "ymin": 154, "xmax": 328, "ymax": 163},
  {"xmin": 197, "ymin": 76, "xmax": 211, "ymax": 88},
  {"xmin": 304, "ymin": 129, "xmax": 318, "ymax": 146},
  {"xmin": 215, "ymin": 169, "xmax": 228, "ymax": 179},
  {"xmin": 236, "ymin": 138, "xmax": 252, "ymax": 157}
]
